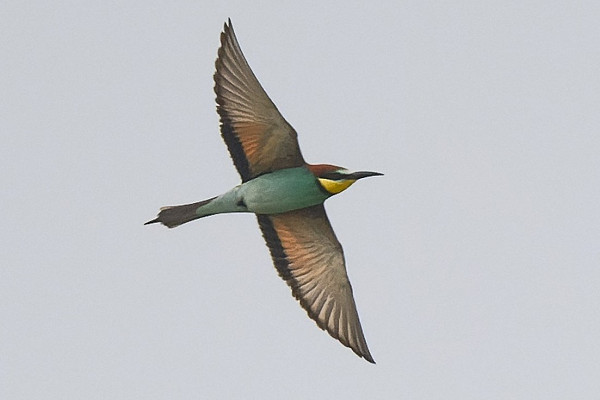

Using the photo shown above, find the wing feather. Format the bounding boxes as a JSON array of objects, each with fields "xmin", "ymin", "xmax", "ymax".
[
  {"xmin": 256, "ymin": 205, "xmax": 374, "ymax": 363},
  {"xmin": 214, "ymin": 20, "xmax": 305, "ymax": 181}
]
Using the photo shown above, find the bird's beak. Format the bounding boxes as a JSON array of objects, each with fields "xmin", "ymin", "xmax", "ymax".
[{"xmin": 348, "ymin": 171, "xmax": 384, "ymax": 180}]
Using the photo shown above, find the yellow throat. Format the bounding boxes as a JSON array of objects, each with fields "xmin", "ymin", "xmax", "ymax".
[{"xmin": 318, "ymin": 177, "xmax": 356, "ymax": 194}]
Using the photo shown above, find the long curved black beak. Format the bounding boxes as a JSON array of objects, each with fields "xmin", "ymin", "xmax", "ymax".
[{"xmin": 348, "ymin": 171, "xmax": 384, "ymax": 180}]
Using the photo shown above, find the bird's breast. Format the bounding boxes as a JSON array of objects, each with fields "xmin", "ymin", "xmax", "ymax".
[{"xmin": 239, "ymin": 167, "xmax": 330, "ymax": 215}]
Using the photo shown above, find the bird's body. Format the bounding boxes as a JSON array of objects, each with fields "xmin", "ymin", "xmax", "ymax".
[
  {"xmin": 147, "ymin": 19, "xmax": 381, "ymax": 363},
  {"xmin": 154, "ymin": 166, "xmax": 330, "ymax": 227}
]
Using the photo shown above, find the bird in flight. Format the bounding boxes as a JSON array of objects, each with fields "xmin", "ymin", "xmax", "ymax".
[{"xmin": 146, "ymin": 19, "xmax": 381, "ymax": 363}]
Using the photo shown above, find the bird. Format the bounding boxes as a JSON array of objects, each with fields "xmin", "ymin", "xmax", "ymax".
[{"xmin": 146, "ymin": 19, "xmax": 381, "ymax": 363}]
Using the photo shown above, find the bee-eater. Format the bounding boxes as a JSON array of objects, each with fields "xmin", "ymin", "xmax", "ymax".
[{"xmin": 146, "ymin": 19, "xmax": 381, "ymax": 363}]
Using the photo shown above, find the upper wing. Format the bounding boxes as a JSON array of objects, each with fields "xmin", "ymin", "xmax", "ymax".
[
  {"xmin": 214, "ymin": 19, "xmax": 305, "ymax": 182},
  {"xmin": 257, "ymin": 205, "xmax": 375, "ymax": 363}
]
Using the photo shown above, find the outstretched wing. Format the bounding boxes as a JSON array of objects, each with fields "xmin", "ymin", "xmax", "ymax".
[
  {"xmin": 257, "ymin": 205, "xmax": 374, "ymax": 363},
  {"xmin": 214, "ymin": 19, "xmax": 305, "ymax": 182}
]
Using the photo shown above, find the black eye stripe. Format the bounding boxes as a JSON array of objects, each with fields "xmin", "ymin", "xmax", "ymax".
[{"xmin": 319, "ymin": 172, "xmax": 348, "ymax": 180}]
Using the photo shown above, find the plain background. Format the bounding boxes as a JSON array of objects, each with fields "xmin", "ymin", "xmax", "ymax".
[{"xmin": 2, "ymin": 1, "xmax": 599, "ymax": 398}]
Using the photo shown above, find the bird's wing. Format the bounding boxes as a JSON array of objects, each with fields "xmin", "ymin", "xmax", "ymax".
[
  {"xmin": 257, "ymin": 204, "xmax": 374, "ymax": 363},
  {"xmin": 214, "ymin": 19, "xmax": 305, "ymax": 182}
]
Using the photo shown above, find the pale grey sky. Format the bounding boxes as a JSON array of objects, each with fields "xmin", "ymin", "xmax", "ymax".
[{"xmin": 2, "ymin": 1, "xmax": 599, "ymax": 399}]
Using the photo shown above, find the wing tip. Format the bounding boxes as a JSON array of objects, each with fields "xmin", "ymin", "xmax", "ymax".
[
  {"xmin": 356, "ymin": 339, "xmax": 376, "ymax": 364},
  {"xmin": 364, "ymin": 353, "xmax": 376, "ymax": 364}
]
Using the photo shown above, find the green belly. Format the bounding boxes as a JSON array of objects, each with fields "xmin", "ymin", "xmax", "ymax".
[{"xmin": 240, "ymin": 167, "xmax": 330, "ymax": 214}]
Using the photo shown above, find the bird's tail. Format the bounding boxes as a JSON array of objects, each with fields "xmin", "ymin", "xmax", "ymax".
[{"xmin": 145, "ymin": 197, "xmax": 218, "ymax": 228}]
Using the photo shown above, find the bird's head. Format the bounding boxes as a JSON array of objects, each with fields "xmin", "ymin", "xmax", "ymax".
[{"xmin": 308, "ymin": 164, "xmax": 383, "ymax": 195}]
